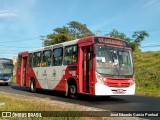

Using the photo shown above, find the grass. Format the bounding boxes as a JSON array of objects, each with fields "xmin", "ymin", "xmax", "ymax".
[
  {"xmin": 0, "ymin": 94, "xmax": 67, "ymax": 120},
  {"xmin": 0, "ymin": 94, "xmax": 62, "ymax": 111},
  {"xmin": 0, "ymin": 94, "xmax": 105, "ymax": 120},
  {"xmin": 11, "ymin": 75, "xmax": 16, "ymax": 83},
  {"xmin": 134, "ymin": 51, "xmax": 160, "ymax": 96}
]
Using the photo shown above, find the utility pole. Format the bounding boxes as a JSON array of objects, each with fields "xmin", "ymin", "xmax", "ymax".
[{"xmin": 40, "ymin": 36, "xmax": 46, "ymax": 47}]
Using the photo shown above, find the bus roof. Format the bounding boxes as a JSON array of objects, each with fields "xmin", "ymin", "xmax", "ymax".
[
  {"xmin": 18, "ymin": 36, "xmax": 130, "ymax": 55},
  {"xmin": 0, "ymin": 58, "xmax": 13, "ymax": 63},
  {"xmin": 0, "ymin": 58, "xmax": 12, "ymax": 61}
]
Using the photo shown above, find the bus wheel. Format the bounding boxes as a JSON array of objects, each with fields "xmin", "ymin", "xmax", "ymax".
[
  {"xmin": 4, "ymin": 83, "xmax": 8, "ymax": 86},
  {"xmin": 68, "ymin": 83, "xmax": 77, "ymax": 99},
  {"xmin": 30, "ymin": 79, "xmax": 36, "ymax": 93}
]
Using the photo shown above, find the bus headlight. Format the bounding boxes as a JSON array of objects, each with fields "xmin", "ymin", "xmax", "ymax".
[
  {"xmin": 96, "ymin": 72, "xmax": 104, "ymax": 84},
  {"xmin": 128, "ymin": 79, "xmax": 135, "ymax": 85}
]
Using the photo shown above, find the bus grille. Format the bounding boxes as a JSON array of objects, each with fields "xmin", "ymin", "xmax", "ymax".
[
  {"xmin": 121, "ymin": 83, "xmax": 130, "ymax": 87},
  {"xmin": 107, "ymin": 83, "xmax": 118, "ymax": 87},
  {"xmin": 107, "ymin": 82, "xmax": 130, "ymax": 87}
]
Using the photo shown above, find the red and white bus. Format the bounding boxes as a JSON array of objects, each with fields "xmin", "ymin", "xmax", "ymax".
[{"xmin": 16, "ymin": 36, "xmax": 135, "ymax": 98}]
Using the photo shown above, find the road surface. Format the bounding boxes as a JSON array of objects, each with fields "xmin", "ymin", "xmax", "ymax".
[{"xmin": 0, "ymin": 83, "xmax": 159, "ymax": 119}]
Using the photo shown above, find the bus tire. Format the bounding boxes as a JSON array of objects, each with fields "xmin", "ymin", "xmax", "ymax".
[
  {"xmin": 30, "ymin": 79, "xmax": 36, "ymax": 93},
  {"xmin": 4, "ymin": 83, "xmax": 8, "ymax": 86},
  {"xmin": 68, "ymin": 83, "xmax": 77, "ymax": 99}
]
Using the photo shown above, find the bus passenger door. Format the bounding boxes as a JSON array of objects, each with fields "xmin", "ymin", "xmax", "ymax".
[
  {"xmin": 82, "ymin": 47, "xmax": 91, "ymax": 93},
  {"xmin": 21, "ymin": 57, "xmax": 28, "ymax": 86}
]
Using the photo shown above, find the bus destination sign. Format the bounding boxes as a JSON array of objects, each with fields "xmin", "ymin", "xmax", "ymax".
[{"xmin": 94, "ymin": 37, "xmax": 130, "ymax": 47}]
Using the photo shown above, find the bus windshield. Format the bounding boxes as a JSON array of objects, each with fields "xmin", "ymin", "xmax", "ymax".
[
  {"xmin": 0, "ymin": 60, "xmax": 13, "ymax": 74},
  {"xmin": 95, "ymin": 44, "xmax": 133, "ymax": 76}
]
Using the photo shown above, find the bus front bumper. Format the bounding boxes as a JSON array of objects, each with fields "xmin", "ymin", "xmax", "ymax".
[
  {"xmin": 0, "ymin": 76, "xmax": 12, "ymax": 83},
  {"xmin": 95, "ymin": 83, "xmax": 135, "ymax": 95}
]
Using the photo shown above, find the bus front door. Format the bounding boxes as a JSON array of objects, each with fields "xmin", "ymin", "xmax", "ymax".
[
  {"xmin": 21, "ymin": 57, "xmax": 27, "ymax": 86},
  {"xmin": 82, "ymin": 47, "xmax": 90, "ymax": 93}
]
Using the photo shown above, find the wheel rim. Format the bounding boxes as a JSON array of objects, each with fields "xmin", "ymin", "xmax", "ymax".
[
  {"xmin": 70, "ymin": 85, "xmax": 76, "ymax": 94},
  {"xmin": 31, "ymin": 82, "xmax": 34, "ymax": 91}
]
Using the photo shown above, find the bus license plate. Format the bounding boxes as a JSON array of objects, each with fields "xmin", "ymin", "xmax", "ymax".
[{"xmin": 116, "ymin": 89, "xmax": 123, "ymax": 93}]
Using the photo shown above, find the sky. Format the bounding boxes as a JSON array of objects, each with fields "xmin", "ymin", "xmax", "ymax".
[{"xmin": 0, "ymin": 0, "xmax": 160, "ymax": 59}]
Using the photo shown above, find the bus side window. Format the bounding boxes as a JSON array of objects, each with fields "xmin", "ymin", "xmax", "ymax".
[
  {"xmin": 42, "ymin": 50, "xmax": 51, "ymax": 67},
  {"xmin": 64, "ymin": 45, "xmax": 77, "ymax": 65},
  {"xmin": 18, "ymin": 56, "xmax": 22, "ymax": 68},
  {"xmin": 33, "ymin": 52, "xmax": 41, "ymax": 67},
  {"xmin": 28, "ymin": 54, "xmax": 33, "ymax": 67},
  {"xmin": 52, "ymin": 48, "xmax": 63, "ymax": 66}
]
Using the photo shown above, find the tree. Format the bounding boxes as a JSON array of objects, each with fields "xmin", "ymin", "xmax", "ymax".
[
  {"xmin": 68, "ymin": 21, "xmax": 94, "ymax": 39},
  {"xmin": 44, "ymin": 21, "xmax": 94, "ymax": 46},
  {"xmin": 45, "ymin": 26, "xmax": 72, "ymax": 46},
  {"xmin": 132, "ymin": 31, "xmax": 149, "ymax": 45},
  {"xmin": 106, "ymin": 29, "xmax": 149, "ymax": 51},
  {"xmin": 106, "ymin": 29, "xmax": 130, "ymax": 41},
  {"xmin": 131, "ymin": 31, "xmax": 149, "ymax": 51}
]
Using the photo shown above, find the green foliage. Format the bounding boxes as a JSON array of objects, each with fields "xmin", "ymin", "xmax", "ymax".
[
  {"xmin": 45, "ymin": 26, "xmax": 72, "ymax": 46},
  {"xmin": 45, "ymin": 22, "xmax": 149, "ymax": 52},
  {"xmin": 68, "ymin": 21, "xmax": 94, "ymax": 39},
  {"xmin": 132, "ymin": 31, "xmax": 149, "ymax": 45},
  {"xmin": 106, "ymin": 29, "xmax": 130, "ymax": 41},
  {"xmin": 107, "ymin": 29, "xmax": 149, "ymax": 51},
  {"xmin": 129, "ymin": 42, "xmax": 137, "ymax": 51},
  {"xmin": 45, "ymin": 21, "xmax": 94, "ymax": 46},
  {"xmin": 134, "ymin": 51, "xmax": 160, "ymax": 96},
  {"xmin": 11, "ymin": 75, "xmax": 16, "ymax": 83}
]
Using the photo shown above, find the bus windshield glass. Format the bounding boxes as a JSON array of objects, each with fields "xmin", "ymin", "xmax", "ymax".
[
  {"xmin": 95, "ymin": 44, "xmax": 133, "ymax": 76},
  {"xmin": 0, "ymin": 59, "xmax": 13, "ymax": 74}
]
